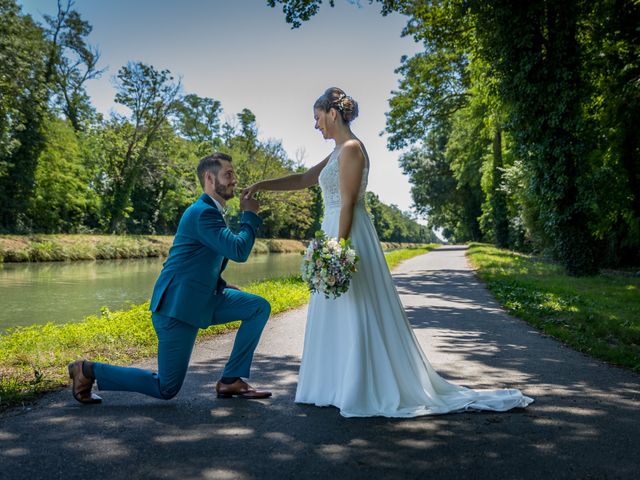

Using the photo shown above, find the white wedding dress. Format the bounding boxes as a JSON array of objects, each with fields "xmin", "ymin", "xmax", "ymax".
[{"xmin": 295, "ymin": 144, "xmax": 533, "ymax": 418}]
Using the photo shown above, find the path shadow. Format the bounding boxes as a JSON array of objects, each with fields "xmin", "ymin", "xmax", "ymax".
[{"xmin": 1, "ymin": 345, "xmax": 638, "ymax": 479}]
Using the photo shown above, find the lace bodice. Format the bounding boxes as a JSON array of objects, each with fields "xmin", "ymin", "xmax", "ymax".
[{"xmin": 318, "ymin": 146, "xmax": 369, "ymax": 210}]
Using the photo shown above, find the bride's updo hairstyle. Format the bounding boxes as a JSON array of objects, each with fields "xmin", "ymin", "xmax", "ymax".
[{"xmin": 314, "ymin": 87, "xmax": 359, "ymax": 124}]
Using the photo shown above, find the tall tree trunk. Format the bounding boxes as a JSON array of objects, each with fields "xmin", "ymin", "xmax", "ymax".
[
  {"xmin": 544, "ymin": 0, "xmax": 598, "ymax": 275},
  {"xmin": 491, "ymin": 126, "xmax": 509, "ymax": 248}
]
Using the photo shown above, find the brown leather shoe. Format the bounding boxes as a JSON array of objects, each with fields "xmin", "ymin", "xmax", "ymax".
[
  {"xmin": 68, "ymin": 360, "xmax": 102, "ymax": 404},
  {"xmin": 216, "ymin": 379, "xmax": 272, "ymax": 399}
]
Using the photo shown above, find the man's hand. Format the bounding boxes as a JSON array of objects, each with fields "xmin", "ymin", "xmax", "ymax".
[{"xmin": 240, "ymin": 194, "xmax": 260, "ymax": 214}]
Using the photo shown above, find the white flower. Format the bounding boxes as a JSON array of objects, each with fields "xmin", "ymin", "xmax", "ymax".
[{"xmin": 327, "ymin": 238, "xmax": 339, "ymax": 250}]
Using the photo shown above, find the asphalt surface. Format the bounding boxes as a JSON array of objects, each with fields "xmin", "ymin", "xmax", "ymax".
[{"xmin": 1, "ymin": 245, "xmax": 638, "ymax": 480}]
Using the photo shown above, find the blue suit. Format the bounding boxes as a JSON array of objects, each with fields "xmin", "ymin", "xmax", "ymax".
[{"xmin": 93, "ymin": 193, "xmax": 271, "ymax": 399}]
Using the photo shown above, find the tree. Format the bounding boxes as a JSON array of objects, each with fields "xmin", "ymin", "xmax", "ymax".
[
  {"xmin": 267, "ymin": 0, "xmax": 336, "ymax": 28},
  {"xmin": 397, "ymin": 120, "xmax": 482, "ymax": 242},
  {"xmin": 0, "ymin": 0, "xmax": 49, "ymax": 231},
  {"xmin": 103, "ymin": 62, "xmax": 181, "ymax": 232},
  {"xmin": 127, "ymin": 127, "xmax": 199, "ymax": 234},
  {"xmin": 580, "ymin": 0, "xmax": 640, "ymax": 266},
  {"xmin": 471, "ymin": 1, "xmax": 599, "ymax": 274},
  {"xmin": 224, "ymin": 138, "xmax": 316, "ymax": 239},
  {"xmin": 173, "ymin": 93, "xmax": 223, "ymax": 155},
  {"xmin": 28, "ymin": 116, "xmax": 100, "ymax": 231},
  {"xmin": 366, "ymin": 191, "xmax": 437, "ymax": 242},
  {"xmin": 43, "ymin": 0, "xmax": 103, "ymax": 131},
  {"xmin": 0, "ymin": 0, "xmax": 101, "ymax": 231}
]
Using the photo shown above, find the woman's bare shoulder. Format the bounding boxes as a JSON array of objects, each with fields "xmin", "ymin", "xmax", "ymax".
[{"xmin": 340, "ymin": 140, "xmax": 366, "ymax": 165}]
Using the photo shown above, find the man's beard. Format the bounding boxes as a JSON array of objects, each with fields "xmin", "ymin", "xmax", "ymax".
[{"xmin": 214, "ymin": 181, "xmax": 234, "ymax": 200}]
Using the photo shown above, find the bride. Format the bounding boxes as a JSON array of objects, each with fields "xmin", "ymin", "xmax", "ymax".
[{"xmin": 242, "ymin": 87, "xmax": 533, "ymax": 417}]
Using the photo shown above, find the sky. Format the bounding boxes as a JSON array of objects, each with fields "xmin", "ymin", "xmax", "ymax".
[{"xmin": 19, "ymin": 0, "xmax": 423, "ymax": 216}]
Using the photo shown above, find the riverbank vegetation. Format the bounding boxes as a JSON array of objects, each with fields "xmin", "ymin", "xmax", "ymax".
[
  {"xmin": 0, "ymin": 234, "xmax": 427, "ymax": 263},
  {"xmin": 0, "ymin": 235, "xmax": 173, "ymax": 262},
  {"xmin": 467, "ymin": 244, "xmax": 640, "ymax": 372},
  {"xmin": 0, "ymin": 245, "xmax": 437, "ymax": 409}
]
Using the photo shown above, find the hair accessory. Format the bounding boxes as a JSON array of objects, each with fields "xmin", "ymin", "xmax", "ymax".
[{"xmin": 333, "ymin": 93, "xmax": 349, "ymax": 112}]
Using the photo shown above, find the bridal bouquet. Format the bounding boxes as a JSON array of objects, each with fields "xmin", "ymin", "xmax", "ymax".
[{"xmin": 301, "ymin": 231, "xmax": 359, "ymax": 299}]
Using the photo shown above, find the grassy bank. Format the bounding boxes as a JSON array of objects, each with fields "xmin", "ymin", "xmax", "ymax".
[
  {"xmin": 0, "ymin": 245, "xmax": 437, "ymax": 409},
  {"xmin": 0, "ymin": 234, "xmax": 428, "ymax": 263},
  {"xmin": 0, "ymin": 234, "xmax": 173, "ymax": 262},
  {"xmin": 0, "ymin": 235, "xmax": 306, "ymax": 262},
  {"xmin": 467, "ymin": 243, "xmax": 640, "ymax": 372}
]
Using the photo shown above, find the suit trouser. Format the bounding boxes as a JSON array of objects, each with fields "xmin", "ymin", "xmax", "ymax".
[{"xmin": 93, "ymin": 289, "xmax": 271, "ymax": 399}]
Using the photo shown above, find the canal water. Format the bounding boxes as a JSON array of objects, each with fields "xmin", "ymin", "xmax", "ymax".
[{"xmin": 0, "ymin": 253, "xmax": 304, "ymax": 332}]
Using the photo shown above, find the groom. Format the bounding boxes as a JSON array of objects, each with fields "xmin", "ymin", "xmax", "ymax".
[{"xmin": 68, "ymin": 152, "xmax": 272, "ymax": 403}]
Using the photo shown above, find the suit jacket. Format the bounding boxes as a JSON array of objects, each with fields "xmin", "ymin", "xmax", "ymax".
[{"xmin": 150, "ymin": 193, "xmax": 262, "ymax": 328}]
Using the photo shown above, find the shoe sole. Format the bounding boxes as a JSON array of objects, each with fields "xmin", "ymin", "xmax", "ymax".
[{"xmin": 217, "ymin": 393, "xmax": 272, "ymax": 399}]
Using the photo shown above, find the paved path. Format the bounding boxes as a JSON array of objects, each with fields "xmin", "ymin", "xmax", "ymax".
[{"xmin": 1, "ymin": 246, "xmax": 639, "ymax": 479}]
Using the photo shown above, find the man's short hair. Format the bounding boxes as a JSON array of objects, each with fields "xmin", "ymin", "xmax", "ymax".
[{"xmin": 197, "ymin": 152, "xmax": 232, "ymax": 189}]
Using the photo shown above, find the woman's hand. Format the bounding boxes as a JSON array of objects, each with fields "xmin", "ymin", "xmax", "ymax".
[{"xmin": 241, "ymin": 182, "xmax": 261, "ymax": 200}]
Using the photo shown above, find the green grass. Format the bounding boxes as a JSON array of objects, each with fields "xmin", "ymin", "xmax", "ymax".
[
  {"xmin": 0, "ymin": 246, "xmax": 435, "ymax": 409},
  {"xmin": 385, "ymin": 244, "xmax": 439, "ymax": 269},
  {"xmin": 0, "ymin": 235, "xmax": 428, "ymax": 263},
  {"xmin": 0, "ymin": 234, "xmax": 173, "ymax": 262},
  {"xmin": 467, "ymin": 243, "xmax": 640, "ymax": 372}
]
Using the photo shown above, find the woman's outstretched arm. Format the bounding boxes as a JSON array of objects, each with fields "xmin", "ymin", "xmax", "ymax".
[{"xmin": 242, "ymin": 153, "xmax": 331, "ymax": 198}]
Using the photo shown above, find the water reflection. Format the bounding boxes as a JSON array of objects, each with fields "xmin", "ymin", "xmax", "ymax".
[{"xmin": 0, "ymin": 253, "xmax": 303, "ymax": 331}]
